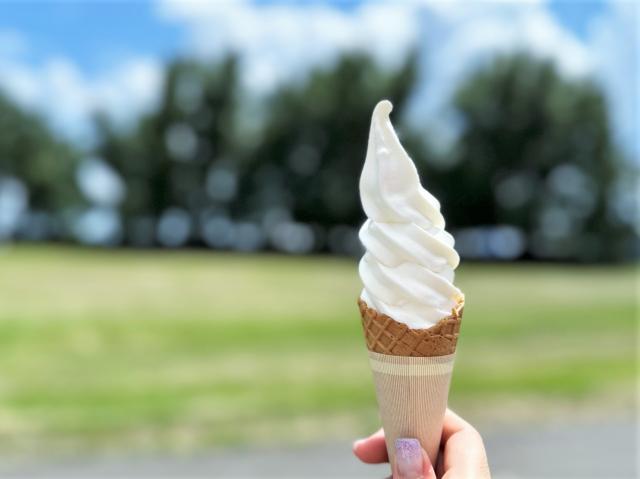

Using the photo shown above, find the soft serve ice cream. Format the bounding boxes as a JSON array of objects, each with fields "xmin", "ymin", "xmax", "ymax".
[
  {"xmin": 357, "ymin": 100, "xmax": 464, "ymax": 468},
  {"xmin": 358, "ymin": 100, "xmax": 462, "ymax": 329}
]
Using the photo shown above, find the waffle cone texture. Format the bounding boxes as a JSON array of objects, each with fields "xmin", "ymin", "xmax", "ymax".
[
  {"xmin": 358, "ymin": 297, "xmax": 464, "ymax": 357},
  {"xmin": 358, "ymin": 296, "xmax": 464, "ymax": 467}
]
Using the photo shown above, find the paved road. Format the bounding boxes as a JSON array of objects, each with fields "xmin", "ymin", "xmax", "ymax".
[{"xmin": 2, "ymin": 418, "xmax": 636, "ymax": 478}]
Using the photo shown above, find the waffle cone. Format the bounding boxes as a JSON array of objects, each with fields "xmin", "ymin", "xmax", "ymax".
[
  {"xmin": 358, "ymin": 297, "xmax": 464, "ymax": 357},
  {"xmin": 358, "ymin": 296, "xmax": 464, "ymax": 467}
]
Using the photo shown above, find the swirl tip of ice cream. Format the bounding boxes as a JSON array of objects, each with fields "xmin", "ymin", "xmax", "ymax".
[{"xmin": 373, "ymin": 99, "xmax": 393, "ymax": 116}]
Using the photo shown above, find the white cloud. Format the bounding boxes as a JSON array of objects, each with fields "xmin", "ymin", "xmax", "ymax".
[
  {"xmin": 0, "ymin": 38, "xmax": 162, "ymax": 145},
  {"xmin": 157, "ymin": 0, "xmax": 611, "ymax": 152},
  {"xmin": 408, "ymin": 0, "xmax": 637, "ymax": 159},
  {"xmin": 156, "ymin": 0, "xmax": 419, "ymax": 92},
  {"xmin": 156, "ymin": 0, "xmax": 593, "ymax": 93},
  {"xmin": 408, "ymin": 2, "xmax": 595, "ymax": 148},
  {"xmin": 0, "ymin": 0, "xmax": 634, "ymax": 161}
]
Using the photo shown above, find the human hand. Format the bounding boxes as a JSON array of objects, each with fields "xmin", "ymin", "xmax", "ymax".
[{"xmin": 352, "ymin": 409, "xmax": 490, "ymax": 479}]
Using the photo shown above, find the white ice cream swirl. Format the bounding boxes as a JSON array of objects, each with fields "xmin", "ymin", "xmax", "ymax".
[{"xmin": 358, "ymin": 100, "xmax": 462, "ymax": 329}]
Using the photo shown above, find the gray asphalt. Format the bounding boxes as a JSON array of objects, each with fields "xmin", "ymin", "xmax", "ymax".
[{"xmin": 1, "ymin": 418, "xmax": 636, "ymax": 478}]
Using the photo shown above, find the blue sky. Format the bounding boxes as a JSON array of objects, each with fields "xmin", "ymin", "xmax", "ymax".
[
  {"xmin": 0, "ymin": 0, "xmax": 636, "ymax": 158},
  {"xmin": 549, "ymin": 0, "xmax": 605, "ymax": 38},
  {"xmin": 0, "ymin": 2, "xmax": 180, "ymax": 75},
  {"xmin": 0, "ymin": 1, "xmax": 605, "ymax": 71}
]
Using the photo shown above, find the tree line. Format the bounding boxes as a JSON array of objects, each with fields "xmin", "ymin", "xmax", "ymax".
[{"xmin": 0, "ymin": 52, "xmax": 635, "ymax": 261}]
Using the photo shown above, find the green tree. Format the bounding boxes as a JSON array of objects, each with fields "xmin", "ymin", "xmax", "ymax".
[
  {"xmin": 0, "ymin": 93, "xmax": 80, "ymax": 210},
  {"xmin": 436, "ymin": 53, "xmax": 628, "ymax": 261},
  {"xmin": 247, "ymin": 52, "xmax": 419, "ymax": 229},
  {"xmin": 95, "ymin": 56, "xmax": 242, "ymax": 245},
  {"xmin": 96, "ymin": 52, "xmax": 421, "ymax": 251},
  {"xmin": 0, "ymin": 92, "xmax": 80, "ymax": 236}
]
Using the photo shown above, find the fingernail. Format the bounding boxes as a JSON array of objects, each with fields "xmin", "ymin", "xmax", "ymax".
[
  {"xmin": 395, "ymin": 438, "xmax": 423, "ymax": 479},
  {"xmin": 352, "ymin": 438, "xmax": 364, "ymax": 450}
]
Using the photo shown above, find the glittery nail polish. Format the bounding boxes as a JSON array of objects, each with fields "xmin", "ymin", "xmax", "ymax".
[{"xmin": 395, "ymin": 438, "xmax": 423, "ymax": 479}]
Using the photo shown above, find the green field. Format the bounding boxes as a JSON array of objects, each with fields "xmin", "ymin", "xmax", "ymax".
[{"xmin": 0, "ymin": 246, "xmax": 636, "ymax": 454}]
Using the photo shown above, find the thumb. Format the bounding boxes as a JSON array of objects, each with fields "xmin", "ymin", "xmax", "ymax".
[{"xmin": 393, "ymin": 438, "xmax": 436, "ymax": 479}]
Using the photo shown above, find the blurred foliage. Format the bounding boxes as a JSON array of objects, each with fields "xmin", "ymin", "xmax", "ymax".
[
  {"xmin": 430, "ymin": 53, "xmax": 631, "ymax": 261},
  {"xmin": 93, "ymin": 53, "xmax": 418, "ymax": 251},
  {"xmin": 95, "ymin": 57, "xmax": 243, "ymax": 245},
  {"xmin": 248, "ymin": 52, "xmax": 418, "ymax": 227},
  {"xmin": 0, "ymin": 92, "xmax": 80, "ymax": 219},
  {"xmin": 0, "ymin": 51, "xmax": 636, "ymax": 260}
]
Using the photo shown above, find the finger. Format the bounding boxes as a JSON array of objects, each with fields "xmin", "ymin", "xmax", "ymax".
[
  {"xmin": 352, "ymin": 428, "xmax": 389, "ymax": 464},
  {"xmin": 440, "ymin": 410, "xmax": 491, "ymax": 479},
  {"xmin": 437, "ymin": 410, "xmax": 469, "ymax": 478},
  {"xmin": 393, "ymin": 438, "xmax": 437, "ymax": 479},
  {"xmin": 441, "ymin": 408, "xmax": 469, "ymax": 442}
]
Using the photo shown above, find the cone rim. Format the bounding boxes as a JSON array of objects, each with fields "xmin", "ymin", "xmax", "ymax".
[{"xmin": 358, "ymin": 296, "xmax": 464, "ymax": 357}]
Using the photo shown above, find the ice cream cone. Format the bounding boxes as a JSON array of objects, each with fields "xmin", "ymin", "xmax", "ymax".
[
  {"xmin": 355, "ymin": 100, "xmax": 465, "ymax": 471},
  {"xmin": 358, "ymin": 297, "xmax": 464, "ymax": 467}
]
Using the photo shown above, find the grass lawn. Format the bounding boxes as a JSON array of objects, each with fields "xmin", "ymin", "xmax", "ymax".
[{"xmin": 0, "ymin": 245, "xmax": 636, "ymax": 454}]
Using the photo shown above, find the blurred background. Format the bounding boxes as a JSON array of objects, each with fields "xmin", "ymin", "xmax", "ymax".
[{"xmin": 0, "ymin": 1, "xmax": 637, "ymax": 478}]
